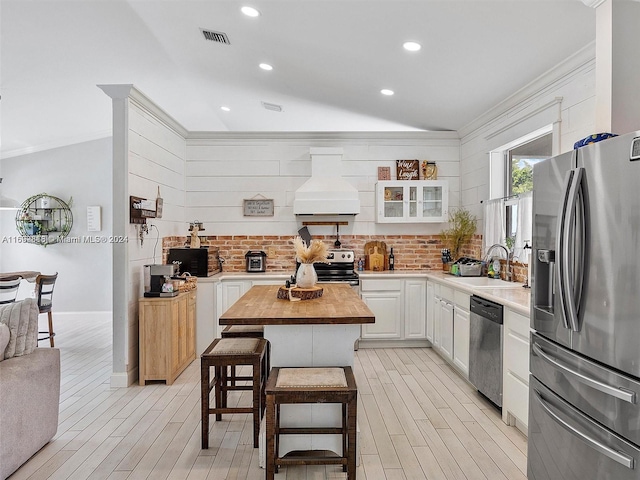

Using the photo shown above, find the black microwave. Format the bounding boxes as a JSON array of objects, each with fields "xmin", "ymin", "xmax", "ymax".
[{"xmin": 167, "ymin": 248, "xmax": 209, "ymax": 277}]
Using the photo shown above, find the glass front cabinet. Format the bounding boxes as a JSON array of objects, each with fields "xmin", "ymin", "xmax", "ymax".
[{"xmin": 376, "ymin": 180, "xmax": 448, "ymax": 223}]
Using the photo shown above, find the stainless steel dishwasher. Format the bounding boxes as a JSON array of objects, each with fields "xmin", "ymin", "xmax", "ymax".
[{"xmin": 469, "ymin": 295, "xmax": 504, "ymax": 407}]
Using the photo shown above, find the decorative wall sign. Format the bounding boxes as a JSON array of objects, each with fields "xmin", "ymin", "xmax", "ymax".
[
  {"xmin": 421, "ymin": 161, "xmax": 438, "ymax": 180},
  {"xmin": 396, "ymin": 159, "xmax": 420, "ymax": 180},
  {"xmin": 377, "ymin": 167, "xmax": 391, "ymax": 180},
  {"xmin": 155, "ymin": 186, "xmax": 163, "ymax": 219},
  {"xmin": 243, "ymin": 196, "xmax": 274, "ymax": 217}
]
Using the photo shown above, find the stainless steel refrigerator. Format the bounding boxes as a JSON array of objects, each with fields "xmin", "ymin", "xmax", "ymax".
[{"xmin": 529, "ymin": 130, "xmax": 640, "ymax": 480}]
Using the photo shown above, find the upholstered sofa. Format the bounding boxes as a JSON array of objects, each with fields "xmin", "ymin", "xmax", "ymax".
[{"xmin": 0, "ymin": 298, "xmax": 60, "ymax": 480}]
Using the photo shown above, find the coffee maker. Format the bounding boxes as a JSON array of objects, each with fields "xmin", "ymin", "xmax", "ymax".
[{"xmin": 144, "ymin": 264, "xmax": 179, "ymax": 297}]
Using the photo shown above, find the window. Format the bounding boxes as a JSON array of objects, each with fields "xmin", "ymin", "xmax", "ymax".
[
  {"xmin": 486, "ymin": 128, "xmax": 554, "ymax": 262},
  {"xmin": 505, "ymin": 132, "xmax": 552, "ymax": 241}
]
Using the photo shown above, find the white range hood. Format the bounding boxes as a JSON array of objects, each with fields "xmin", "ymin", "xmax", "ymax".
[{"xmin": 293, "ymin": 147, "xmax": 360, "ymax": 215}]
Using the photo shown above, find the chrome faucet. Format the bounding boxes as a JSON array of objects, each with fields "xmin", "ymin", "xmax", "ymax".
[{"xmin": 484, "ymin": 244, "xmax": 512, "ymax": 281}]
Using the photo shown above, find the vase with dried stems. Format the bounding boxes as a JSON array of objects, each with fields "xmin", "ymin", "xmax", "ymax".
[
  {"xmin": 292, "ymin": 236, "xmax": 329, "ymax": 288},
  {"xmin": 439, "ymin": 207, "xmax": 477, "ymax": 262}
]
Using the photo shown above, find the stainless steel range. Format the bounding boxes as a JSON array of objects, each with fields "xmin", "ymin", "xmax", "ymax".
[{"xmin": 295, "ymin": 249, "xmax": 359, "ymax": 286}]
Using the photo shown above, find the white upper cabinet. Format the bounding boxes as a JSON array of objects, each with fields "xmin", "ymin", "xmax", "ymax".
[{"xmin": 376, "ymin": 180, "xmax": 448, "ymax": 223}]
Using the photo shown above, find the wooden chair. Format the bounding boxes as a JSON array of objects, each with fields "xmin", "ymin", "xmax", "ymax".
[
  {"xmin": 0, "ymin": 275, "xmax": 21, "ymax": 305},
  {"xmin": 201, "ymin": 337, "xmax": 268, "ymax": 449},
  {"xmin": 265, "ymin": 366, "xmax": 358, "ymax": 479},
  {"xmin": 35, "ymin": 273, "xmax": 58, "ymax": 347},
  {"xmin": 221, "ymin": 325, "xmax": 270, "ymax": 385}
]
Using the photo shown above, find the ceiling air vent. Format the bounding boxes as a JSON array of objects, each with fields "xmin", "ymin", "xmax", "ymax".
[
  {"xmin": 201, "ymin": 28, "xmax": 230, "ymax": 45},
  {"xmin": 261, "ymin": 101, "xmax": 283, "ymax": 112}
]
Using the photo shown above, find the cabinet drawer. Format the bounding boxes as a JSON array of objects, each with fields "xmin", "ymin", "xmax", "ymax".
[
  {"xmin": 505, "ymin": 329, "xmax": 530, "ymax": 383},
  {"xmin": 361, "ymin": 278, "xmax": 403, "ymax": 291},
  {"xmin": 439, "ymin": 285, "xmax": 454, "ymax": 302},
  {"xmin": 454, "ymin": 290, "xmax": 470, "ymax": 310},
  {"xmin": 504, "ymin": 371, "xmax": 529, "ymax": 425},
  {"xmin": 506, "ymin": 309, "xmax": 529, "ymax": 338}
]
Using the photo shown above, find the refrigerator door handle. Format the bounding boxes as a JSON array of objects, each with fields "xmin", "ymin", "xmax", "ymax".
[
  {"xmin": 534, "ymin": 388, "xmax": 635, "ymax": 469},
  {"xmin": 532, "ymin": 342, "xmax": 636, "ymax": 404},
  {"xmin": 556, "ymin": 170, "xmax": 574, "ymax": 330},
  {"xmin": 557, "ymin": 167, "xmax": 585, "ymax": 332}
]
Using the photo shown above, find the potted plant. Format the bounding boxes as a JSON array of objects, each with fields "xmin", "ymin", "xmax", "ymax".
[{"xmin": 440, "ymin": 207, "xmax": 477, "ymax": 262}]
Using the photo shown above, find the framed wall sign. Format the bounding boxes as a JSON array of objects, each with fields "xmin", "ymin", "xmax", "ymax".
[
  {"xmin": 243, "ymin": 197, "xmax": 274, "ymax": 217},
  {"xmin": 377, "ymin": 166, "xmax": 391, "ymax": 180},
  {"xmin": 396, "ymin": 159, "xmax": 420, "ymax": 180}
]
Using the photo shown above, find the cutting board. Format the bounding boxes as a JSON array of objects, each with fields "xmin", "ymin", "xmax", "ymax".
[{"xmin": 364, "ymin": 241, "xmax": 388, "ymax": 271}]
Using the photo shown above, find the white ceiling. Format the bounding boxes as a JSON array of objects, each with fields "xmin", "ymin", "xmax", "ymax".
[{"xmin": 0, "ymin": 0, "xmax": 596, "ymax": 158}]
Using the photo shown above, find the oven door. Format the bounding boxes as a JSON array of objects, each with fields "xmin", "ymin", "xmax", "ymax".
[{"xmin": 528, "ymin": 376, "xmax": 640, "ymax": 480}]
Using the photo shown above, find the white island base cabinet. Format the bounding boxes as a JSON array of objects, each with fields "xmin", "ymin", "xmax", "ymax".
[{"xmin": 261, "ymin": 322, "xmax": 363, "ymax": 467}]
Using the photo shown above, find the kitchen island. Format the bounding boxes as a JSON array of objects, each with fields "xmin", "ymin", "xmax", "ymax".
[
  {"xmin": 219, "ymin": 283, "xmax": 374, "ymax": 367},
  {"xmin": 218, "ymin": 283, "xmax": 374, "ymax": 464}
]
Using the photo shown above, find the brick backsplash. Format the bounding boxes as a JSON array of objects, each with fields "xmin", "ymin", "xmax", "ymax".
[
  {"xmin": 162, "ymin": 234, "xmax": 500, "ymax": 275},
  {"xmin": 162, "ymin": 234, "xmax": 529, "ymax": 282}
]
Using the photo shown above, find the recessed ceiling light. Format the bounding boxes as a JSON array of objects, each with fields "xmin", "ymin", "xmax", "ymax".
[
  {"xmin": 259, "ymin": 63, "xmax": 273, "ymax": 71},
  {"xmin": 241, "ymin": 6, "xmax": 260, "ymax": 17},
  {"xmin": 380, "ymin": 89, "xmax": 394, "ymax": 96},
  {"xmin": 220, "ymin": 106, "xmax": 230, "ymax": 112},
  {"xmin": 403, "ymin": 41, "xmax": 422, "ymax": 52}
]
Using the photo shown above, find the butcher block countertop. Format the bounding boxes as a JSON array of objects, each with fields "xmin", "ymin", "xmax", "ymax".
[{"xmin": 219, "ymin": 284, "xmax": 375, "ymax": 326}]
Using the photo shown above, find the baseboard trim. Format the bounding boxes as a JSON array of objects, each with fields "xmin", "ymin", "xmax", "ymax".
[
  {"xmin": 50, "ymin": 311, "xmax": 112, "ymax": 323},
  {"xmin": 357, "ymin": 339, "xmax": 430, "ymax": 349},
  {"xmin": 110, "ymin": 367, "xmax": 138, "ymax": 388}
]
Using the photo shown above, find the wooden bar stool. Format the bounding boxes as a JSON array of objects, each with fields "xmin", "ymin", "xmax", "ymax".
[
  {"xmin": 221, "ymin": 325, "xmax": 270, "ymax": 385},
  {"xmin": 265, "ymin": 366, "xmax": 358, "ymax": 480},
  {"xmin": 201, "ymin": 337, "xmax": 268, "ymax": 449},
  {"xmin": 35, "ymin": 273, "xmax": 58, "ymax": 347}
]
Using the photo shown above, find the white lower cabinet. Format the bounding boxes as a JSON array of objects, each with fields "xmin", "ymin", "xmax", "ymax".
[
  {"xmin": 360, "ymin": 290, "xmax": 403, "ymax": 339},
  {"xmin": 427, "ymin": 281, "xmax": 471, "ymax": 378},
  {"xmin": 196, "ymin": 281, "xmax": 216, "ymax": 355},
  {"xmin": 438, "ymin": 298, "xmax": 454, "ymax": 361},
  {"xmin": 405, "ymin": 279, "xmax": 426, "ymax": 339},
  {"xmin": 453, "ymin": 306, "xmax": 470, "ymax": 377},
  {"xmin": 221, "ymin": 280, "xmax": 250, "ymax": 313},
  {"xmin": 360, "ymin": 277, "xmax": 427, "ymax": 345},
  {"xmin": 215, "ymin": 278, "xmax": 285, "ymax": 337},
  {"xmin": 426, "ymin": 282, "xmax": 435, "ymax": 343},
  {"xmin": 502, "ymin": 308, "xmax": 530, "ymax": 434}
]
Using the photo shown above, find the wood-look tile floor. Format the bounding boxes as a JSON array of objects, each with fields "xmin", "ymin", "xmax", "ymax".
[{"xmin": 10, "ymin": 315, "xmax": 527, "ymax": 480}]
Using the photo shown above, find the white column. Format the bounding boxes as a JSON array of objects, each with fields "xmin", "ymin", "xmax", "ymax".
[
  {"xmin": 98, "ymin": 84, "xmax": 133, "ymax": 388},
  {"xmin": 591, "ymin": 0, "xmax": 640, "ymax": 134}
]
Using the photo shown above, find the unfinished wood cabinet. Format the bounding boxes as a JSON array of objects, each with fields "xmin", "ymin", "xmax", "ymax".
[{"xmin": 139, "ymin": 289, "xmax": 197, "ymax": 385}]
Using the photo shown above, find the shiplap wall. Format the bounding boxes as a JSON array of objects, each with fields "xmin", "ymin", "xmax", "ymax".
[
  {"xmin": 459, "ymin": 44, "xmax": 597, "ymax": 223},
  {"xmin": 125, "ymin": 99, "xmax": 187, "ymax": 380},
  {"xmin": 185, "ymin": 133, "xmax": 461, "ymax": 239}
]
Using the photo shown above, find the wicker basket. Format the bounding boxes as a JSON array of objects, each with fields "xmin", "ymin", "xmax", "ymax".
[{"xmin": 177, "ymin": 276, "xmax": 198, "ymax": 292}]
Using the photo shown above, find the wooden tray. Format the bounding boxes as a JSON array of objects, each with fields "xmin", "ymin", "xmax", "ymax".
[{"xmin": 277, "ymin": 286, "xmax": 324, "ymax": 301}]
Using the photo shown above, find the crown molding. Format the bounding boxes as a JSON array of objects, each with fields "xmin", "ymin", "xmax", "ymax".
[
  {"xmin": 98, "ymin": 84, "xmax": 189, "ymax": 138},
  {"xmin": 186, "ymin": 130, "xmax": 460, "ymax": 143}
]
